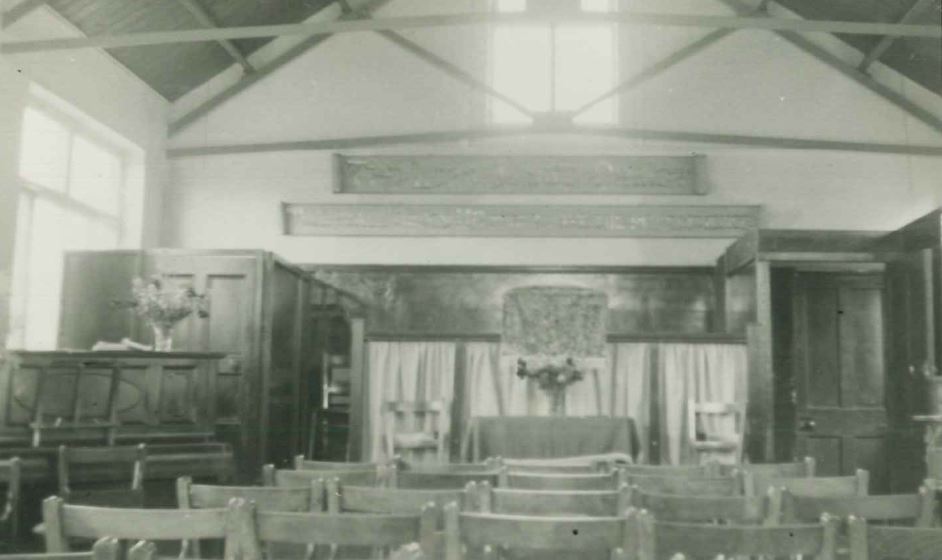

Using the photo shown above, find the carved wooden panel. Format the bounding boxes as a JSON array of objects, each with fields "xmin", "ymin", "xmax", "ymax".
[
  {"xmin": 334, "ymin": 154, "xmax": 707, "ymax": 195},
  {"xmin": 283, "ymin": 203, "xmax": 759, "ymax": 238}
]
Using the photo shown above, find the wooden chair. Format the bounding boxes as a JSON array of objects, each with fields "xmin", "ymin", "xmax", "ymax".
[
  {"xmin": 500, "ymin": 453, "xmax": 631, "ymax": 473},
  {"xmin": 42, "ymin": 497, "xmax": 229, "ymax": 553},
  {"xmin": 383, "ymin": 400, "xmax": 451, "ymax": 464},
  {"xmin": 0, "ymin": 458, "xmax": 22, "ymax": 549},
  {"xmin": 0, "ymin": 538, "xmax": 123, "ymax": 560},
  {"xmin": 146, "ymin": 442, "xmax": 236, "ymax": 483},
  {"xmin": 394, "ymin": 468, "xmax": 500, "ymax": 490},
  {"xmin": 637, "ymin": 509, "xmax": 840, "ymax": 560},
  {"xmin": 848, "ymin": 515, "xmax": 942, "ymax": 560},
  {"xmin": 623, "ymin": 471, "xmax": 743, "ymax": 496},
  {"xmin": 58, "ymin": 445, "xmax": 147, "ymax": 507},
  {"xmin": 687, "ymin": 400, "xmax": 745, "ymax": 465},
  {"xmin": 397, "ymin": 457, "xmax": 501, "ymax": 473},
  {"xmin": 177, "ymin": 475, "xmax": 325, "ymax": 557},
  {"xmin": 629, "ymin": 486, "xmax": 781, "ymax": 525},
  {"xmin": 328, "ymin": 478, "xmax": 466, "ymax": 514},
  {"xmin": 443, "ymin": 502, "xmax": 639, "ymax": 560},
  {"xmin": 619, "ymin": 462, "xmax": 719, "ymax": 477},
  {"xmin": 227, "ymin": 497, "xmax": 437, "ymax": 560},
  {"xmin": 753, "ymin": 468, "xmax": 869, "ymax": 498},
  {"xmin": 263, "ymin": 464, "xmax": 387, "ymax": 487},
  {"xmin": 732, "ymin": 456, "xmax": 816, "ymax": 478},
  {"xmin": 498, "ymin": 468, "xmax": 625, "ymax": 491},
  {"xmin": 783, "ymin": 485, "xmax": 936, "ymax": 527},
  {"xmin": 470, "ymin": 480, "xmax": 632, "ymax": 517}
]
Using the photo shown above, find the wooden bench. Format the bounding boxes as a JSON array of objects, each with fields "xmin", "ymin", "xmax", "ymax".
[
  {"xmin": 58, "ymin": 445, "xmax": 146, "ymax": 507},
  {"xmin": 782, "ymin": 485, "xmax": 936, "ymax": 526},
  {"xmin": 848, "ymin": 516, "xmax": 942, "ymax": 560},
  {"xmin": 263, "ymin": 464, "xmax": 386, "ymax": 487},
  {"xmin": 629, "ymin": 486, "xmax": 779, "ymax": 525},
  {"xmin": 470, "ymin": 480, "xmax": 632, "ymax": 517},
  {"xmin": 0, "ymin": 537, "xmax": 123, "ymax": 560},
  {"xmin": 498, "ymin": 468, "xmax": 625, "ymax": 491}
]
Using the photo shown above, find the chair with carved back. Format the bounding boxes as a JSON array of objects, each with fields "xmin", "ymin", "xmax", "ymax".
[
  {"xmin": 176, "ymin": 475, "xmax": 325, "ymax": 557},
  {"xmin": 263, "ymin": 463, "xmax": 388, "ymax": 487},
  {"xmin": 227, "ymin": 497, "xmax": 437, "ymax": 560},
  {"xmin": 0, "ymin": 538, "xmax": 124, "ymax": 560},
  {"xmin": 58, "ymin": 445, "xmax": 147, "ymax": 507},
  {"xmin": 623, "ymin": 470, "xmax": 744, "ymax": 496},
  {"xmin": 848, "ymin": 515, "xmax": 942, "ymax": 560},
  {"xmin": 0, "ymin": 458, "xmax": 22, "ymax": 550},
  {"xmin": 383, "ymin": 400, "xmax": 451, "ymax": 464},
  {"xmin": 498, "ymin": 467, "xmax": 626, "ymax": 491},
  {"xmin": 629, "ymin": 485, "xmax": 782, "ymax": 526},
  {"xmin": 637, "ymin": 509, "xmax": 840, "ymax": 560},
  {"xmin": 42, "ymin": 497, "xmax": 229, "ymax": 554},
  {"xmin": 782, "ymin": 484, "xmax": 936, "ymax": 527},
  {"xmin": 469, "ymin": 480, "xmax": 632, "ymax": 517},
  {"xmin": 687, "ymin": 400, "xmax": 746, "ymax": 466},
  {"xmin": 443, "ymin": 502, "xmax": 639, "ymax": 560}
]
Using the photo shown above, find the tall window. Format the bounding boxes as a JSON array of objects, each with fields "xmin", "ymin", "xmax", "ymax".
[
  {"xmin": 489, "ymin": 0, "xmax": 618, "ymax": 125},
  {"xmin": 8, "ymin": 88, "xmax": 143, "ymax": 349}
]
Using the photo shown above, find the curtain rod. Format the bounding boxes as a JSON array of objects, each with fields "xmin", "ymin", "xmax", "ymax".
[{"xmin": 365, "ymin": 332, "xmax": 747, "ymax": 344}]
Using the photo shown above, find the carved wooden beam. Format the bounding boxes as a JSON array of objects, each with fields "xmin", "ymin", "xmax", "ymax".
[{"xmin": 282, "ymin": 203, "xmax": 761, "ymax": 238}]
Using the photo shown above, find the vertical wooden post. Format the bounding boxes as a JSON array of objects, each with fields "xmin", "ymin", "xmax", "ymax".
[
  {"xmin": 451, "ymin": 342, "xmax": 467, "ymax": 461},
  {"xmin": 750, "ymin": 260, "xmax": 775, "ymax": 462},
  {"xmin": 348, "ymin": 316, "xmax": 367, "ymax": 461},
  {"xmin": 713, "ymin": 253, "xmax": 728, "ymax": 333},
  {"xmin": 648, "ymin": 345, "xmax": 661, "ymax": 464}
]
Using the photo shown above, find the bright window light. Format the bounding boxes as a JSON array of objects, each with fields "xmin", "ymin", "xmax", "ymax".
[
  {"xmin": 19, "ymin": 108, "xmax": 70, "ymax": 192},
  {"xmin": 489, "ymin": 0, "xmax": 618, "ymax": 124}
]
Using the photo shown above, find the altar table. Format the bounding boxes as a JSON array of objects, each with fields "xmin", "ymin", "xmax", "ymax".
[{"xmin": 462, "ymin": 416, "xmax": 638, "ymax": 462}]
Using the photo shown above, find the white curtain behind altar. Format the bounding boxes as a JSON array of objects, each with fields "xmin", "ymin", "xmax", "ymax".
[
  {"xmin": 364, "ymin": 340, "xmax": 746, "ymax": 464},
  {"xmin": 461, "ymin": 342, "xmax": 747, "ymax": 465},
  {"xmin": 366, "ymin": 341, "xmax": 456, "ymax": 462}
]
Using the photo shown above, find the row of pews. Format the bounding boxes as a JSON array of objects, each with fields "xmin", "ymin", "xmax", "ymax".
[{"xmin": 3, "ymin": 453, "xmax": 941, "ymax": 559}]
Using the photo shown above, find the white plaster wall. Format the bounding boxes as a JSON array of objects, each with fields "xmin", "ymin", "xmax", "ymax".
[{"xmin": 165, "ymin": 0, "xmax": 942, "ymax": 265}]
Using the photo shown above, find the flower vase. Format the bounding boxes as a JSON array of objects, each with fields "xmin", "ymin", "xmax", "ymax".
[
  {"xmin": 152, "ymin": 324, "xmax": 174, "ymax": 352},
  {"xmin": 549, "ymin": 389, "xmax": 566, "ymax": 416}
]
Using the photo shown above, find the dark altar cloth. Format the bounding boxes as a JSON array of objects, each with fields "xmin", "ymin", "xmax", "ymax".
[{"xmin": 466, "ymin": 416, "xmax": 638, "ymax": 462}]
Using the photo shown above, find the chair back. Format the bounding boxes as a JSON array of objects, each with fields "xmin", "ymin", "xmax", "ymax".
[
  {"xmin": 687, "ymin": 400, "xmax": 745, "ymax": 465},
  {"xmin": 848, "ymin": 516, "xmax": 942, "ymax": 560},
  {"xmin": 227, "ymin": 497, "xmax": 436, "ymax": 558},
  {"xmin": 624, "ymin": 471, "xmax": 742, "ymax": 496},
  {"xmin": 619, "ymin": 463, "xmax": 718, "ymax": 477},
  {"xmin": 394, "ymin": 469, "xmax": 499, "ymax": 490},
  {"xmin": 293, "ymin": 456, "xmax": 381, "ymax": 471},
  {"xmin": 471, "ymin": 480, "xmax": 631, "ymax": 517},
  {"xmin": 147, "ymin": 442, "xmax": 236, "ymax": 483},
  {"xmin": 263, "ymin": 464, "xmax": 385, "ymax": 487},
  {"xmin": 498, "ymin": 468, "xmax": 623, "ymax": 491},
  {"xmin": 383, "ymin": 400, "xmax": 450, "ymax": 463},
  {"xmin": 444, "ymin": 503, "xmax": 638, "ymax": 560},
  {"xmin": 0, "ymin": 537, "xmax": 123, "ymax": 560},
  {"xmin": 328, "ymin": 478, "xmax": 465, "ymax": 514},
  {"xmin": 784, "ymin": 485, "xmax": 935, "ymax": 526},
  {"xmin": 0, "ymin": 458, "xmax": 22, "ymax": 546},
  {"xmin": 735, "ymin": 456, "xmax": 816, "ymax": 478},
  {"xmin": 758, "ymin": 469, "xmax": 869, "ymax": 498},
  {"xmin": 630, "ymin": 486, "xmax": 779, "ymax": 525},
  {"xmin": 58, "ymin": 445, "xmax": 146, "ymax": 507},
  {"xmin": 397, "ymin": 458, "xmax": 500, "ymax": 473},
  {"xmin": 42, "ymin": 497, "xmax": 228, "ymax": 552},
  {"xmin": 177, "ymin": 475, "xmax": 324, "ymax": 511},
  {"xmin": 638, "ymin": 509, "xmax": 840, "ymax": 559}
]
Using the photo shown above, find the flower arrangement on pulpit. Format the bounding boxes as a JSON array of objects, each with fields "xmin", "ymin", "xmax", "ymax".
[
  {"xmin": 502, "ymin": 286, "xmax": 609, "ymax": 416},
  {"xmin": 114, "ymin": 275, "xmax": 209, "ymax": 351}
]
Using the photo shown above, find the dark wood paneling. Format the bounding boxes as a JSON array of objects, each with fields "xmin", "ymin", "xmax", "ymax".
[{"xmin": 310, "ymin": 269, "xmax": 717, "ymax": 337}]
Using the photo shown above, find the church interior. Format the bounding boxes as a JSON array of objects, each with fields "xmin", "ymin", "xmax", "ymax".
[{"xmin": 1, "ymin": 0, "xmax": 941, "ymax": 558}]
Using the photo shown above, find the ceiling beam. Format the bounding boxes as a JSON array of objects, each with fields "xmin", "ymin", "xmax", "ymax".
[
  {"xmin": 717, "ymin": 0, "xmax": 942, "ymax": 137},
  {"xmin": 176, "ymin": 0, "xmax": 253, "ymax": 74},
  {"xmin": 375, "ymin": 31, "xmax": 534, "ymax": 119},
  {"xmin": 166, "ymin": 126, "xmax": 942, "ymax": 158},
  {"xmin": 169, "ymin": 0, "xmax": 393, "ymax": 136},
  {"xmin": 1, "ymin": 0, "xmax": 46, "ymax": 30},
  {"xmin": 858, "ymin": 0, "xmax": 936, "ymax": 72},
  {"xmin": 2, "ymin": 12, "xmax": 939, "ymax": 54}
]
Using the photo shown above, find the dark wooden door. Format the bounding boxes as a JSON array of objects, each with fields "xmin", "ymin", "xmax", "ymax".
[{"xmin": 793, "ymin": 272, "xmax": 888, "ymax": 491}]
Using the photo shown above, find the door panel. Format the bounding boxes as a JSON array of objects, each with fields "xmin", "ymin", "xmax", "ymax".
[{"xmin": 794, "ymin": 272, "xmax": 888, "ymax": 492}]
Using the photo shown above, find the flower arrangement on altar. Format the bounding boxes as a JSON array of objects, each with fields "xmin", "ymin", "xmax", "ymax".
[
  {"xmin": 515, "ymin": 357, "xmax": 584, "ymax": 391},
  {"xmin": 114, "ymin": 275, "xmax": 209, "ymax": 351}
]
